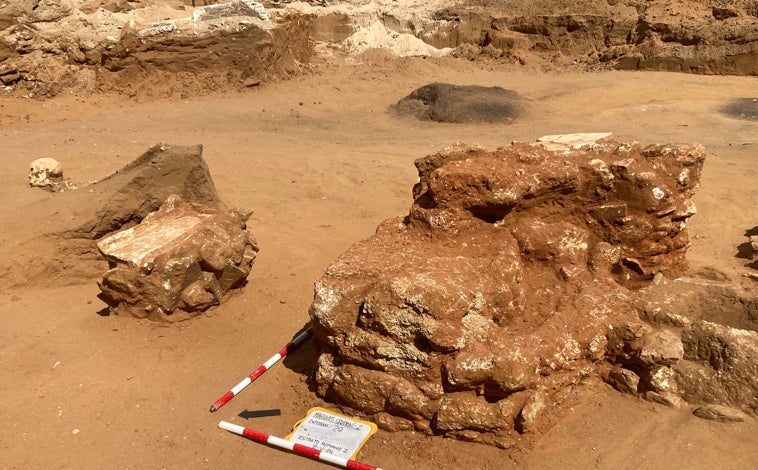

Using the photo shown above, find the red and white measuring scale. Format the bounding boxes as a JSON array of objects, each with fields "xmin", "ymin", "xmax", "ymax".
[
  {"xmin": 218, "ymin": 421, "xmax": 384, "ymax": 470},
  {"xmin": 209, "ymin": 326, "xmax": 313, "ymax": 412}
]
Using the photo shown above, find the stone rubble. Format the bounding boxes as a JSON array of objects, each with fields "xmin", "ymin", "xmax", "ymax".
[
  {"xmin": 306, "ymin": 134, "xmax": 757, "ymax": 447},
  {"xmin": 97, "ymin": 194, "xmax": 258, "ymax": 321}
]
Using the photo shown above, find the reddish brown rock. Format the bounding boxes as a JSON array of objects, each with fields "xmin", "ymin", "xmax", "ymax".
[
  {"xmin": 97, "ymin": 194, "xmax": 258, "ymax": 321},
  {"xmin": 606, "ymin": 367, "xmax": 641, "ymax": 395},
  {"xmin": 309, "ymin": 136, "xmax": 707, "ymax": 445}
]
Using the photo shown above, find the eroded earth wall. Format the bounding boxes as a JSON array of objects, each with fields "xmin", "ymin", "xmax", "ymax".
[{"xmin": 1, "ymin": 1, "xmax": 756, "ymax": 97}]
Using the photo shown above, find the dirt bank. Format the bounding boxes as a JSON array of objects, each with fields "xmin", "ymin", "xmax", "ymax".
[{"xmin": 1, "ymin": 0, "xmax": 757, "ymax": 98}]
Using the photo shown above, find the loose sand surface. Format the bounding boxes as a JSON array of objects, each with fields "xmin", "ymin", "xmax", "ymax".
[{"xmin": 1, "ymin": 54, "xmax": 757, "ymax": 468}]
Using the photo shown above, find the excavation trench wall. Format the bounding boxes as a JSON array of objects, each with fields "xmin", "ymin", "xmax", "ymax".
[{"xmin": 1, "ymin": 1, "xmax": 757, "ymax": 97}]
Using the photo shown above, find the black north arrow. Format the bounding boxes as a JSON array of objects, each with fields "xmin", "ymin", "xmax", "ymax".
[{"xmin": 237, "ymin": 409, "xmax": 282, "ymax": 420}]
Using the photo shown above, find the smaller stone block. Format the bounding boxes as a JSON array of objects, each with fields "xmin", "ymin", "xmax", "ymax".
[
  {"xmin": 606, "ymin": 367, "xmax": 640, "ymax": 395},
  {"xmin": 97, "ymin": 194, "xmax": 258, "ymax": 320},
  {"xmin": 639, "ymin": 329, "xmax": 684, "ymax": 367},
  {"xmin": 693, "ymin": 404, "xmax": 748, "ymax": 422}
]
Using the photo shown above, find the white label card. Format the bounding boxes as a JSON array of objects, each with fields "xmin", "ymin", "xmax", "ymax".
[{"xmin": 287, "ymin": 407, "xmax": 378, "ymax": 460}]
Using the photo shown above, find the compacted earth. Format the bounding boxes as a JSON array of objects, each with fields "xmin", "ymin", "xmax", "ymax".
[{"xmin": 1, "ymin": 1, "xmax": 757, "ymax": 469}]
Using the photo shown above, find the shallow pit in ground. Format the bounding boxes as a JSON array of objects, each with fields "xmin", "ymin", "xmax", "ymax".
[
  {"xmin": 722, "ymin": 98, "xmax": 758, "ymax": 121},
  {"xmin": 394, "ymin": 83, "xmax": 524, "ymax": 123}
]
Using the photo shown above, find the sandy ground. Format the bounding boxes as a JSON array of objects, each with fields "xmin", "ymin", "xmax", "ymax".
[{"xmin": 1, "ymin": 53, "xmax": 757, "ymax": 469}]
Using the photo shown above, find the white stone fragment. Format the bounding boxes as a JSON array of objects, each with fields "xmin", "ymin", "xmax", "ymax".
[
  {"xmin": 536, "ymin": 132, "xmax": 613, "ymax": 151},
  {"xmin": 193, "ymin": 0, "xmax": 271, "ymax": 24}
]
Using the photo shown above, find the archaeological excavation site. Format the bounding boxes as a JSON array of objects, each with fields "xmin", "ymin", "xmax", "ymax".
[{"xmin": 1, "ymin": 0, "xmax": 756, "ymax": 469}]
